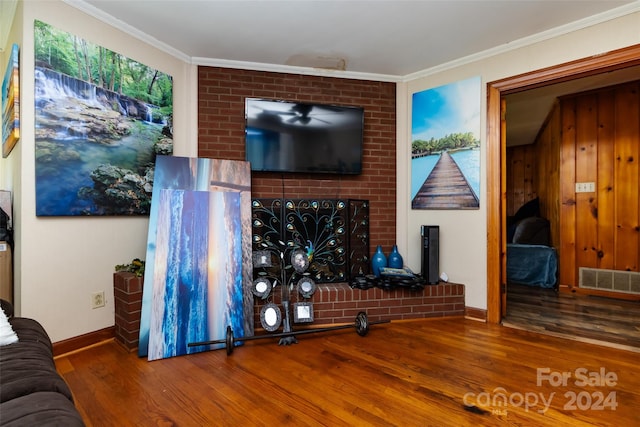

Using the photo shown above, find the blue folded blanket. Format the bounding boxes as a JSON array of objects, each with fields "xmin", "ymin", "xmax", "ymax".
[{"xmin": 507, "ymin": 244, "xmax": 557, "ymax": 288}]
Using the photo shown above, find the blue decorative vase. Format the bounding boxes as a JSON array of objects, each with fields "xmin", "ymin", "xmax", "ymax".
[
  {"xmin": 371, "ymin": 245, "xmax": 387, "ymax": 277},
  {"xmin": 388, "ymin": 245, "xmax": 403, "ymax": 269}
]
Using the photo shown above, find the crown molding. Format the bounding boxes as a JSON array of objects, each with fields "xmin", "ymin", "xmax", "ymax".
[
  {"xmin": 64, "ymin": 0, "xmax": 398, "ymax": 81},
  {"xmin": 192, "ymin": 57, "xmax": 400, "ymax": 82},
  {"xmin": 65, "ymin": 0, "xmax": 639, "ymax": 83},
  {"xmin": 401, "ymin": 1, "xmax": 640, "ymax": 82},
  {"xmin": 62, "ymin": 0, "xmax": 191, "ymax": 63}
]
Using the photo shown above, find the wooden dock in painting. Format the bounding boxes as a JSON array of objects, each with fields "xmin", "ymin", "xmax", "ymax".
[{"xmin": 412, "ymin": 151, "xmax": 479, "ymax": 209}]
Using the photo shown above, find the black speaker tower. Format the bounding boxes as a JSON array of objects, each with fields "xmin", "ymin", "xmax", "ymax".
[{"xmin": 421, "ymin": 225, "xmax": 439, "ymax": 284}]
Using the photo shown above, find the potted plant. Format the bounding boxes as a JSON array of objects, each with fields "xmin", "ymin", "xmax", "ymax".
[{"xmin": 114, "ymin": 258, "xmax": 145, "ymax": 277}]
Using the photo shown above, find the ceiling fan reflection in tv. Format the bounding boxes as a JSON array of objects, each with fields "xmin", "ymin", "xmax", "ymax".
[{"xmin": 245, "ymin": 98, "xmax": 364, "ymax": 175}]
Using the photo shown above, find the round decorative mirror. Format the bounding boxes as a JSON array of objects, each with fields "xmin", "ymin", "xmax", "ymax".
[
  {"xmin": 296, "ymin": 277, "xmax": 316, "ymax": 299},
  {"xmin": 260, "ymin": 303, "xmax": 282, "ymax": 332},
  {"xmin": 252, "ymin": 278, "xmax": 272, "ymax": 299}
]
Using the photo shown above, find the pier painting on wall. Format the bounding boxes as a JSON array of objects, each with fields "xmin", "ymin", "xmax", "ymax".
[
  {"xmin": 2, "ymin": 43, "xmax": 19, "ymax": 158},
  {"xmin": 33, "ymin": 20, "xmax": 173, "ymax": 216},
  {"xmin": 410, "ymin": 76, "xmax": 481, "ymax": 210},
  {"xmin": 139, "ymin": 156, "xmax": 254, "ymax": 360}
]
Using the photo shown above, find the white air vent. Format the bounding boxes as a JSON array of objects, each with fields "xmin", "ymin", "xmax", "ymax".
[{"xmin": 579, "ymin": 268, "xmax": 640, "ymax": 295}]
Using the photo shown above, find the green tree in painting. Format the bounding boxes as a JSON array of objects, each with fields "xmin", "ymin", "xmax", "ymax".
[
  {"xmin": 411, "ymin": 132, "xmax": 479, "ymax": 157},
  {"xmin": 34, "ymin": 20, "xmax": 174, "ymax": 216},
  {"xmin": 34, "ymin": 20, "xmax": 172, "ymax": 111}
]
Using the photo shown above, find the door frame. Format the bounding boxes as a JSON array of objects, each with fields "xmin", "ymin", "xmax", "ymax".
[{"xmin": 486, "ymin": 44, "xmax": 640, "ymax": 323}]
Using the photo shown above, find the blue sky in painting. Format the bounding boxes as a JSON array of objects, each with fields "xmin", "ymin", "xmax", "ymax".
[{"xmin": 411, "ymin": 76, "xmax": 481, "ymax": 142}]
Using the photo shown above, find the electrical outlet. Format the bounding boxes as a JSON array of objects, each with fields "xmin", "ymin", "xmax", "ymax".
[
  {"xmin": 575, "ymin": 182, "xmax": 595, "ymax": 193},
  {"xmin": 91, "ymin": 291, "xmax": 105, "ymax": 309}
]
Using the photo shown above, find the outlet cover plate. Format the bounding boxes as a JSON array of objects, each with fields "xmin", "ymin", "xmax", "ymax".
[
  {"xmin": 91, "ymin": 291, "xmax": 105, "ymax": 309},
  {"xmin": 575, "ymin": 182, "xmax": 595, "ymax": 193}
]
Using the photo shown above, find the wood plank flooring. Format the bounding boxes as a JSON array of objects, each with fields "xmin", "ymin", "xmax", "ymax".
[
  {"xmin": 504, "ymin": 283, "xmax": 640, "ymax": 352},
  {"xmin": 56, "ymin": 318, "xmax": 639, "ymax": 426}
]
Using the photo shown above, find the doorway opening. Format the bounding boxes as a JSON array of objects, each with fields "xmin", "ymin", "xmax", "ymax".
[{"xmin": 486, "ymin": 44, "xmax": 640, "ymax": 325}]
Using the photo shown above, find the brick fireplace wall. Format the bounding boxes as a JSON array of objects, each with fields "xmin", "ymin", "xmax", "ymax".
[
  {"xmin": 113, "ymin": 273, "xmax": 465, "ymax": 351},
  {"xmin": 253, "ymin": 283, "xmax": 466, "ymax": 329},
  {"xmin": 198, "ymin": 67, "xmax": 465, "ymax": 329},
  {"xmin": 197, "ymin": 67, "xmax": 397, "ymax": 247}
]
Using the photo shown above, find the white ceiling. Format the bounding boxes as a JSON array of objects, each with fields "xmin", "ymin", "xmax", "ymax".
[
  {"xmin": 12, "ymin": 1, "xmax": 640, "ymax": 144},
  {"xmin": 67, "ymin": 0, "xmax": 637, "ymax": 78}
]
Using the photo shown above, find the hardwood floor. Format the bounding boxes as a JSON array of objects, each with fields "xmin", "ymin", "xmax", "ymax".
[
  {"xmin": 55, "ymin": 318, "xmax": 639, "ymax": 426},
  {"xmin": 504, "ymin": 283, "xmax": 640, "ymax": 352}
]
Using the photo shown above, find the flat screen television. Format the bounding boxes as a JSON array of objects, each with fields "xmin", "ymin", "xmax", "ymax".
[{"xmin": 245, "ymin": 98, "xmax": 364, "ymax": 174}]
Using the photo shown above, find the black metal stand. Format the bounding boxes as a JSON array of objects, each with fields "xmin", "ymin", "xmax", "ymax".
[{"xmin": 189, "ymin": 312, "xmax": 389, "ymax": 356}]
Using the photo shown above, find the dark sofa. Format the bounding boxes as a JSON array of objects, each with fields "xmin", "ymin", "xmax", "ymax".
[{"xmin": 0, "ymin": 300, "xmax": 84, "ymax": 426}]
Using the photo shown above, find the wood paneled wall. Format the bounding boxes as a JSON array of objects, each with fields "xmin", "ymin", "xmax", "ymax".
[
  {"xmin": 505, "ymin": 144, "xmax": 537, "ymax": 217},
  {"xmin": 560, "ymin": 81, "xmax": 640, "ymax": 290},
  {"xmin": 506, "ymin": 101, "xmax": 561, "ymax": 228},
  {"xmin": 535, "ymin": 102, "xmax": 562, "ymax": 247},
  {"xmin": 507, "ymin": 80, "xmax": 640, "ymax": 293}
]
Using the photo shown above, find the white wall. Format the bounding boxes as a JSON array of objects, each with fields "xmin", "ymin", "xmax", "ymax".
[
  {"xmin": 397, "ymin": 11, "xmax": 640, "ymax": 311},
  {"xmin": 9, "ymin": 0, "xmax": 197, "ymax": 342},
  {"xmin": 5, "ymin": 1, "xmax": 639, "ymax": 341}
]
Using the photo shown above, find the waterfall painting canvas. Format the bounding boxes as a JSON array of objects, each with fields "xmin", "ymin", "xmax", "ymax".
[
  {"xmin": 147, "ymin": 189, "xmax": 243, "ymax": 361},
  {"xmin": 34, "ymin": 20, "xmax": 173, "ymax": 216},
  {"xmin": 139, "ymin": 155, "xmax": 254, "ymax": 359}
]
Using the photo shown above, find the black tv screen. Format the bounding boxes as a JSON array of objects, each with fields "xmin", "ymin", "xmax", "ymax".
[{"xmin": 245, "ymin": 98, "xmax": 364, "ymax": 174}]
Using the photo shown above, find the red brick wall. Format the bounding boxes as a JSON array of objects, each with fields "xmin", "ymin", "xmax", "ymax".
[
  {"xmin": 113, "ymin": 272, "xmax": 143, "ymax": 352},
  {"xmin": 197, "ymin": 67, "xmax": 465, "ymax": 329},
  {"xmin": 197, "ymin": 67, "xmax": 397, "ymax": 249},
  {"xmin": 115, "ymin": 272, "xmax": 464, "ymax": 353},
  {"xmin": 254, "ymin": 283, "xmax": 466, "ymax": 328}
]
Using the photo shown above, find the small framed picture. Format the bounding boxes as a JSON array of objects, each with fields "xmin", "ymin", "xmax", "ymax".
[
  {"xmin": 252, "ymin": 250, "xmax": 272, "ymax": 268},
  {"xmin": 293, "ymin": 302, "xmax": 314, "ymax": 323}
]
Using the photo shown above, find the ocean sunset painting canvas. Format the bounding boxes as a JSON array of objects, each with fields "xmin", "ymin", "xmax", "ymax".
[
  {"xmin": 139, "ymin": 156, "xmax": 253, "ymax": 359},
  {"xmin": 147, "ymin": 189, "xmax": 243, "ymax": 361}
]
